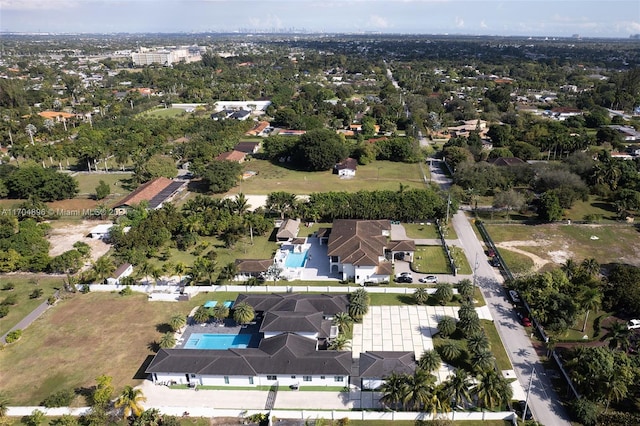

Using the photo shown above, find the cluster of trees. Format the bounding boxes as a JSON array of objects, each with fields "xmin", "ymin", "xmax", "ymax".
[{"xmin": 0, "ymin": 164, "xmax": 78, "ymax": 201}]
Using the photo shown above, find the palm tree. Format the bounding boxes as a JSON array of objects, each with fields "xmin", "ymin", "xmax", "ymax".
[
  {"xmin": 0, "ymin": 392, "xmax": 9, "ymax": 419},
  {"xmin": 150, "ymin": 267, "xmax": 163, "ymax": 288},
  {"xmin": 211, "ymin": 304, "xmax": 229, "ymax": 324},
  {"xmin": 443, "ymin": 368, "xmax": 472, "ymax": 409},
  {"xmin": 413, "ymin": 287, "xmax": 429, "ymax": 305},
  {"xmin": 402, "ymin": 370, "xmax": 436, "ymax": 411},
  {"xmin": 379, "ymin": 372, "xmax": 406, "ymax": 410},
  {"xmin": 457, "ymin": 300, "xmax": 477, "ymax": 320},
  {"xmin": 233, "ymin": 193, "xmax": 251, "ymax": 214},
  {"xmin": 114, "ymin": 385, "xmax": 146, "ymax": 419},
  {"xmin": 233, "ymin": 302, "xmax": 255, "ymax": 325},
  {"xmin": 192, "ymin": 306, "xmax": 210, "ymax": 324},
  {"xmin": 174, "ymin": 262, "xmax": 187, "ymax": 285},
  {"xmin": 604, "ymin": 321, "xmax": 631, "ymax": 352},
  {"xmin": 579, "ymin": 287, "xmax": 601, "ymax": 333},
  {"xmin": 474, "ymin": 369, "xmax": 511, "ymax": 410},
  {"xmin": 328, "ymin": 334, "xmax": 350, "ymax": 350},
  {"xmin": 25, "ymin": 123, "xmax": 37, "ymax": 145},
  {"xmin": 580, "ymin": 258, "xmax": 600, "ymax": 277},
  {"xmin": 437, "ymin": 340, "xmax": 462, "ymax": 363},
  {"xmin": 168, "ymin": 314, "xmax": 186, "ymax": 333},
  {"xmin": 603, "ymin": 374, "xmax": 628, "ymax": 413},
  {"xmin": 458, "ymin": 315, "xmax": 482, "ymax": 337},
  {"xmin": 437, "ymin": 316, "xmax": 457, "ymax": 338},
  {"xmin": 348, "ymin": 298, "xmax": 368, "ymax": 321},
  {"xmin": 159, "ymin": 332, "xmax": 176, "ymax": 349},
  {"xmin": 457, "ymin": 279, "xmax": 474, "ymax": 300},
  {"xmin": 418, "ymin": 350, "xmax": 442, "ymax": 373},
  {"xmin": 434, "ymin": 283, "xmax": 454, "ymax": 305},
  {"xmin": 561, "ymin": 258, "xmax": 578, "ymax": 279},
  {"xmin": 333, "ymin": 312, "xmax": 353, "ymax": 333},
  {"xmin": 466, "ymin": 332, "xmax": 490, "ymax": 355},
  {"xmin": 92, "ymin": 256, "xmax": 115, "ymax": 283},
  {"xmin": 138, "ymin": 261, "xmax": 154, "ymax": 285},
  {"xmin": 471, "ymin": 350, "xmax": 496, "ymax": 372}
]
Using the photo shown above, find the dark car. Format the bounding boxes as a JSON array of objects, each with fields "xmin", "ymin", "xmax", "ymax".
[
  {"xmin": 489, "ymin": 257, "xmax": 500, "ymax": 267},
  {"xmin": 396, "ymin": 275, "xmax": 413, "ymax": 283},
  {"xmin": 517, "ymin": 400, "xmax": 533, "ymax": 420}
]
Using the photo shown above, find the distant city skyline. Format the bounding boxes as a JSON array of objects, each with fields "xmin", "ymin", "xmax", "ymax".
[{"xmin": 1, "ymin": 0, "xmax": 639, "ymax": 39}]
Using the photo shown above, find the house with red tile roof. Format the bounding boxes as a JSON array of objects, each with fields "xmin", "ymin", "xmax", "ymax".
[{"xmin": 215, "ymin": 150, "xmax": 246, "ymax": 163}]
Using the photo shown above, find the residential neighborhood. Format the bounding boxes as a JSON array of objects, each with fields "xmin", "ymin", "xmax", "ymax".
[{"xmin": 0, "ymin": 23, "xmax": 639, "ymax": 426}]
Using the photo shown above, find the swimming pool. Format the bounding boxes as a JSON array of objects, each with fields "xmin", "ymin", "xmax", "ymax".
[
  {"xmin": 184, "ymin": 333, "xmax": 252, "ymax": 350},
  {"xmin": 285, "ymin": 250, "xmax": 308, "ymax": 268}
]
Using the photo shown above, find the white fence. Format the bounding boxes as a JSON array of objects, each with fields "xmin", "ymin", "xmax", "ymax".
[
  {"xmin": 76, "ymin": 284, "xmax": 452, "ymax": 302},
  {"xmin": 7, "ymin": 406, "xmax": 516, "ymax": 422}
]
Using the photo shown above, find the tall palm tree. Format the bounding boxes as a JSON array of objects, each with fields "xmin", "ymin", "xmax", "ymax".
[
  {"xmin": 457, "ymin": 279, "xmax": 474, "ymax": 300},
  {"xmin": 233, "ymin": 302, "xmax": 255, "ymax": 325},
  {"xmin": 402, "ymin": 370, "xmax": 436, "ymax": 411},
  {"xmin": 579, "ymin": 287, "xmax": 602, "ymax": 333},
  {"xmin": 328, "ymin": 334, "xmax": 350, "ymax": 350},
  {"xmin": 168, "ymin": 314, "xmax": 186, "ymax": 333},
  {"xmin": 233, "ymin": 193, "xmax": 251, "ymax": 214},
  {"xmin": 413, "ymin": 287, "xmax": 429, "ymax": 305},
  {"xmin": 471, "ymin": 350, "xmax": 496, "ymax": 372},
  {"xmin": 93, "ymin": 256, "xmax": 115, "ymax": 283},
  {"xmin": 443, "ymin": 368, "xmax": 472, "ymax": 409},
  {"xmin": 473, "ymin": 369, "xmax": 512, "ymax": 410},
  {"xmin": 561, "ymin": 258, "xmax": 578, "ymax": 279},
  {"xmin": 333, "ymin": 312, "xmax": 353, "ymax": 333},
  {"xmin": 348, "ymin": 298, "xmax": 368, "ymax": 321},
  {"xmin": 458, "ymin": 315, "xmax": 482, "ymax": 337},
  {"xmin": 603, "ymin": 374, "xmax": 628, "ymax": 413},
  {"xmin": 418, "ymin": 350, "xmax": 442, "ymax": 374},
  {"xmin": 379, "ymin": 372, "xmax": 406, "ymax": 410},
  {"xmin": 434, "ymin": 283, "xmax": 454, "ymax": 305},
  {"xmin": 174, "ymin": 262, "xmax": 187, "ymax": 285},
  {"xmin": 159, "ymin": 332, "xmax": 176, "ymax": 349},
  {"xmin": 580, "ymin": 258, "xmax": 600, "ymax": 277},
  {"xmin": 25, "ymin": 123, "xmax": 37, "ymax": 145},
  {"xmin": 114, "ymin": 385, "xmax": 146, "ymax": 419}
]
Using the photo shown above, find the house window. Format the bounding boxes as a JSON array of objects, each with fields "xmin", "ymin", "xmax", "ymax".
[
  {"xmin": 320, "ymin": 376, "xmax": 325, "ymax": 380},
  {"xmin": 248, "ymin": 377, "xmax": 254, "ymax": 385},
  {"xmin": 334, "ymin": 376, "xmax": 344, "ymax": 382},
  {"xmin": 224, "ymin": 376, "xmax": 229, "ymax": 384},
  {"xmin": 291, "ymin": 375, "xmax": 296, "ymax": 379},
  {"xmin": 190, "ymin": 374, "xmax": 196, "ymax": 378},
  {"xmin": 267, "ymin": 375, "xmax": 277, "ymax": 381},
  {"xmin": 303, "ymin": 376, "xmax": 312, "ymax": 382}
]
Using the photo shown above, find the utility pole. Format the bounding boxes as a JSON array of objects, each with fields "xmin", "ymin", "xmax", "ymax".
[
  {"xmin": 445, "ymin": 191, "xmax": 451, "ymax": 225},
  {"xmin": 472, "ymin": 252, "xmax": 479, "ymax": 290},
  {"xmin": 523, "ymin": 365, "xmax": 536, "ymax": 422}
]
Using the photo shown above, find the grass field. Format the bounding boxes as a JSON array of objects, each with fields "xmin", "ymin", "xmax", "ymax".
[
  {"xmin": 483, "ymin": 320, "xmax": 512, "ymax": 371},
  {"xmin": 0, "ymin": 277, "xmax": 64, "ymax": 336},
  {"xmin": 484, "ymin": 223, "xmax": 640, "ymax": 269},
  {"xmin": 73, "ymin": 172, "xmax": 134, "ymax": 196},
  {"xmin": 497, "ymin": 248, "xmax": 535, "ymax": 275},
  {"xmin": 229, "ymin": 159, "xmax": 426, "ymax": 195},
  {"xmin": 403, "ymin": 222, "xmax": 440, "ymax": 239},
  {"xmin": 139, "ymin": 107, "xmax": 189, "ymax": 118}
]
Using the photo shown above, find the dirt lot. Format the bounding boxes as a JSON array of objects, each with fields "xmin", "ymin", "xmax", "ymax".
[{"xmin": 48, "ymin": 220, "xmax": 112, "ymax": 267}]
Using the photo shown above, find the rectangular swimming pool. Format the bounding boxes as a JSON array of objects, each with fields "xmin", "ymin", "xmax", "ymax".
[
  {"xmin": 184, "ymin": 333, "xmax": 252, "ymax": 350},
  {"xmin": 285, "ymin": 250, "xmax": 308, "ymax": 268}
]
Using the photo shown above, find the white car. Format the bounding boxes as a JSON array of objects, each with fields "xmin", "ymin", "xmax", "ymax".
[
  {"xmin": 627, "ymin": 319, "xmax": 640, "ymax": 330},
  {"xmin": 508, "ymin": 290, "xmax": 521, "ymax": 304},
  {"xmin": 419, "ymin": 275, "xmax": 438, "ymax": 283}
]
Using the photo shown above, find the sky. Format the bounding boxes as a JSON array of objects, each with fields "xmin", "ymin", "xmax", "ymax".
[{"xmin": 1, "ymin": 0, "xmax": 639, "ymax": 38}]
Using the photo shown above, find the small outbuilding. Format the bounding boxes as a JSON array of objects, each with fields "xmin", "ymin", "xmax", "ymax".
[
  {"xmin": 106, "ymin": 263, "xmax": 133, "ymax": 285},
  {"xmin": 89, "ymin": 224, "xmax": 114, "ymax": 240}
]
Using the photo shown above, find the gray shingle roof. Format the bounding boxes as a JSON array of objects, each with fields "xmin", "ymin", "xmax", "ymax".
[
  {"xmin": 358, "ymin": 351, "xmax": 416, "ymax": 378},
  {"xmin": 234, "ymin": 293, "xmax": 349, "ymax": 316},
  {"xmin": 260, "ymin": 311, "xmax": 324, "ymax": 333},
  {"xmin": 327, "ymin": 220, "xmax": 390, "ymax": 267}
]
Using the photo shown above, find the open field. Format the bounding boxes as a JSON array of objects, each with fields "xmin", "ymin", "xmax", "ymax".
[
  {"xmin": 403, "ymin": 222, "xmax": 441, "ymax": 239},
  {"xmin": 0, "ymin": 276, "xmax": 63, "ymax": 336},
  {"xmin": 72, "ymin": 172, "xmax": 134, "ymax": 197},
  {"xmin": 228, "ymin": 159, "xmax": 426, "ymax": 195},
  {"xmin": 139, "ymin": 107, "xmax": 190, "ymax": 118},
  {"xmin": 0, "ymin": 291, "xmax": 209, "ymax": 405},
  {"xmin": 412, "ymin": 246, "xmax": 451, "ymax": 274},
  {"xmin": 484, "ymin": 223, "xmax": 640, "ymax": 271}
]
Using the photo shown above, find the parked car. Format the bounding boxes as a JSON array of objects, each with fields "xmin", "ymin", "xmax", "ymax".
[
  {"xmin": 508, "ymin": 290, "xmax": 521, "ymax": 304},
  {"xmin": 419, "ymin": 275, "xmax": 438, "ymax": 283},
  {"xmin": 517, "ymin": 400, "xmax": 533, "ymax": 420},
  {"xmin": 489, "ymin": 257, "xmax": 500, "ymax": 267},
  {"xmin": 400, "ymin": 272, "xmax": 412, "ymax": 278},
  {"xmin": 396, "ymin": 275, "xmax": 413, "ymax": 284},
  {"xmin": 521, "ymin": 316, "xmax": 532, "ymax": 327},
  {"xmin": 627, "ymin": 319, "xmax": 640, "ymax": 330}
]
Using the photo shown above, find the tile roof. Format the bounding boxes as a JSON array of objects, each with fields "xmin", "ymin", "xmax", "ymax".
[
  {"xmin": 245, "ymin": 121, "xmax": 270, "ymax": 136},
  {"xmin": 38, "ymin": 111, "xmax": 76, "ymax": 120},
  {"xmin": 327, "ymin": 220, "xmax": 390, "ymax": 267},
  {"xmin": 387, "ymin": 240, "xmax": 416, "ymax": 252},
  {"xmin": 260, "ymin": 311, "xmax": 324, "ymax": 333},
  {"xmin": 215, "ymin": 150, "xmax": 246, "ymax": 162},
  {"xmin": 112, "ymin": 263, "xmax": 132, "ymax": 278},
  {"xmin": 276, "ymin": 218, "xmax": 300, "ymax": 239},
  {"xmin": 113, "ymin": 177, "xmax": 179, "ymax": 209},
  {"xmin": 234, "ymin": 293, "xmax": 349, "ymax": 316},
  {"xmin": 335, "ymin": 157, "xmax": 358, "ymax": 171},
  {"xmin": 234, "ymin": 141, "xmax": 261, "ymax": 153},
  {"xmin": 358, "ymin": 351, "xmax": 416, "ymax": 378}
]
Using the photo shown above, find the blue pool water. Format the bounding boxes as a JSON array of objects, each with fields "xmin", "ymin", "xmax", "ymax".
[
  {"xmin": 184, "ymin": 333, "xmax": 251, "ymax": 350},
  {"xmin": 285, "ymin": 250, "xmax": 308, "ymax": 268},
  {"xmin": 223, "ymin": 300, "xmax": 234, "ymax": 308},
  {"xmin": 204, "ymin": 301, "xmax": 217, "ymax": 308}
]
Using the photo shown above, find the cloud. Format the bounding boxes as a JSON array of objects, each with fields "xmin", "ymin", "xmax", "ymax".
[
  {"xmin": 455, "ymin": 16, "xmax": 464, "ymax": 28},
  {"xmin": 480, "ymin": 20, "xmax": 488, "ymax": 29},
  {"xmin": 368, "ymin": 14, "xmax": 390, "ymax": 28}
]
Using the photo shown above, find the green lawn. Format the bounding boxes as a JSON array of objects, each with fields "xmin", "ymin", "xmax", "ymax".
[
  {"xmin": 139, "ymin": 107, "xmax": 189, "ymax": 118},
  {"xmin": 412, "ymin": 246, "xmax": 451, "ymax": 274},
  {"xmin": 564, "ymin": 196, "xmax": 618, "ymax": 222},
  {"xmin": 403, "ymin": 222, "xmax": 441, "ymax": 239},
  {"xmin": 483, "ymin": 320, "xmax": 513, "ymax": 371},
  {"xmin": 229, "ymin": 159, "xmax": 426, "ymax": 195},
  {"xmin": 0, "ymin": 276, "xmax": 64, "ymax": 336},
  {"xmin": 497, "ymin": 248, "xmax": 535, "ymax": 275},
  {"xmin": 73, "ymin": 172, "xmax": 134, "ymax": 196}
]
